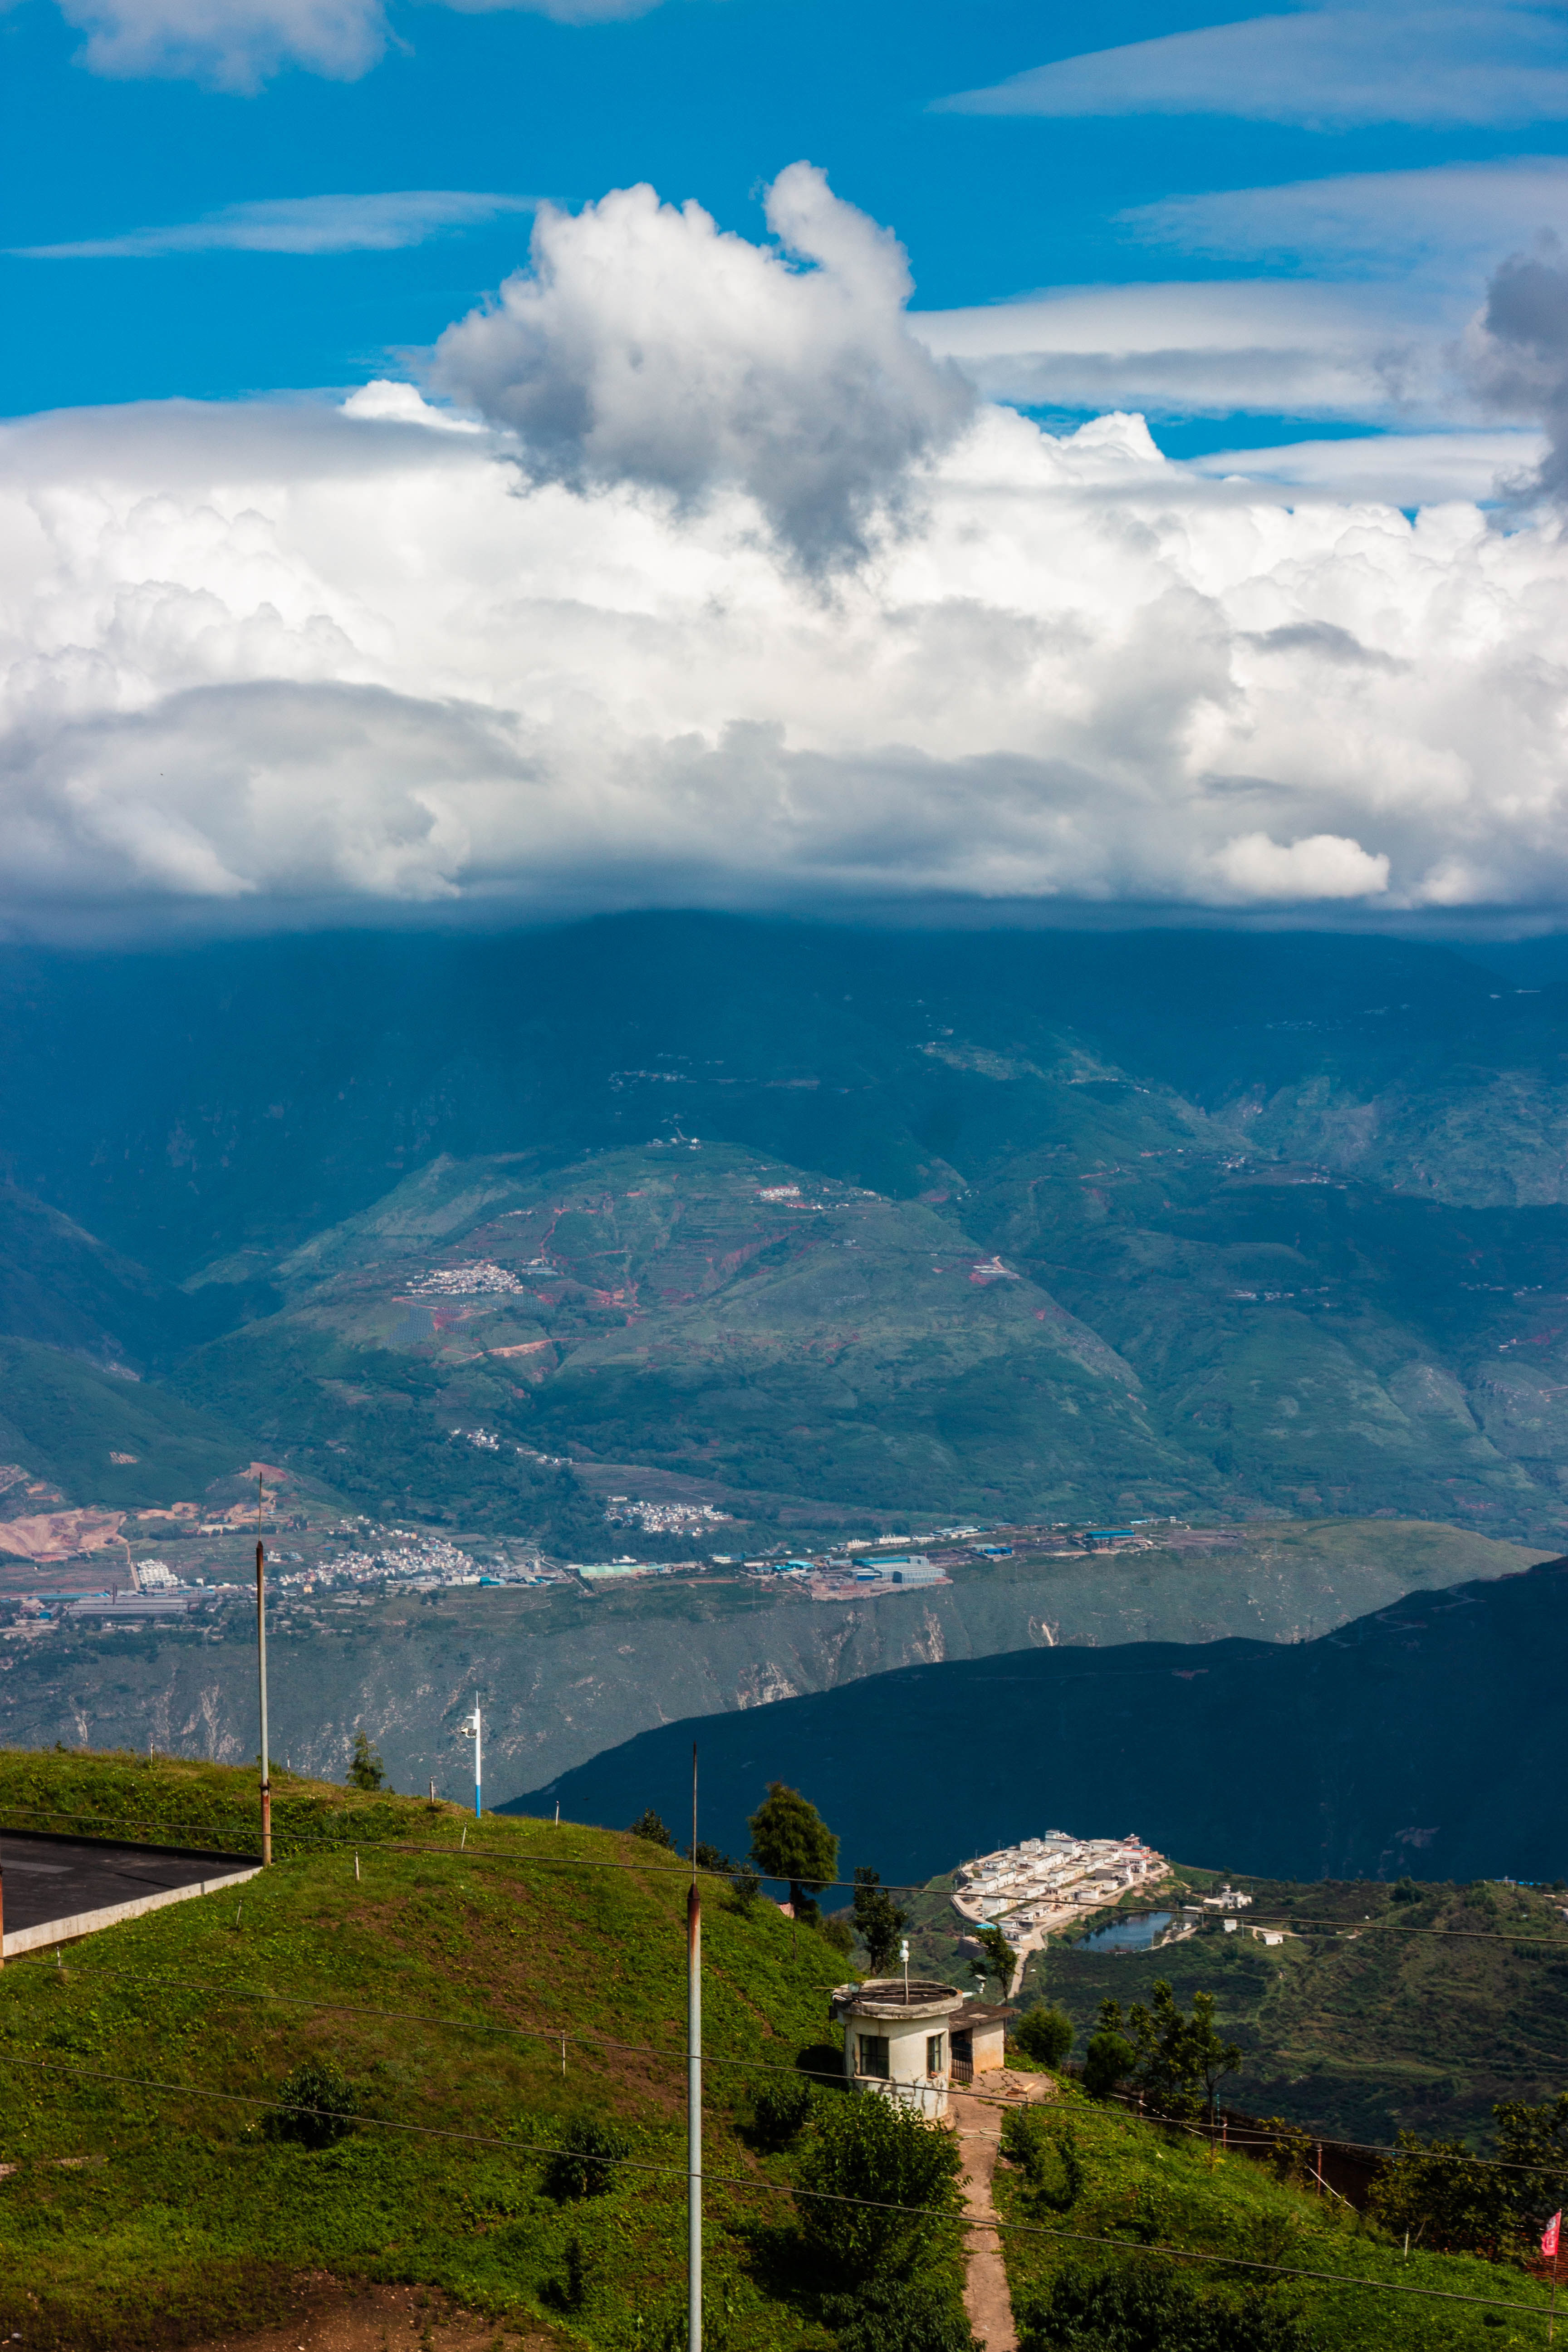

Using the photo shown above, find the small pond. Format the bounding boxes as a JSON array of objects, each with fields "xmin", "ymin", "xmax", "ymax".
[{"xmin": 1071, "ymin": 1909, "xmax": 1176, "ymax": 1954}]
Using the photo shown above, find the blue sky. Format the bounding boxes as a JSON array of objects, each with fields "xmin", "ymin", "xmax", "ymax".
[{"xmin": 6, "ymin": 0, "xmax": 1568, "ymax": 447}]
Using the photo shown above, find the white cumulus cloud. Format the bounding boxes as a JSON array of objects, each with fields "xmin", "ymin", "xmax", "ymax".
[
  {"xmin": 7, "ymin": 169, "xmax": 1568, "ymax": 933},
  {"xmin": 428, "ymin": 164, "xmax": 975, "ymax": 570}
]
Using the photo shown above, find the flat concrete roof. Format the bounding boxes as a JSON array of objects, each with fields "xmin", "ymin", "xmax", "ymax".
[{"xmin": 1, "ymin": 1827, "xmax": 259, "ymax": 1956}]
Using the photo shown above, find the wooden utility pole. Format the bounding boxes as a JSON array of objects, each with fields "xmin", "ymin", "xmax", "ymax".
[
  {"xmin": 688, "ymin": 1741, "xmax": 702, "ymax": 2352},
  {"xmin": 255, "ymin": 1473, "xmax": 271, "ymax": 1866}
]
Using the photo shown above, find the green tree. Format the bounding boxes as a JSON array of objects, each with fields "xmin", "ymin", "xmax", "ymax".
[
  {"xmin": 748, "ymin": 1781, "xmax": 839, "ymax": 1923},
  {"xmin": 1018, "ymin": 2264, "xmax": 1313, "ymax": 2351},
  {"xmin": 1082, "ymin": 1997, "xmax": 1137, "ymax": 2100},
  {"xmin": 728, "ymin": 1864, "xmax": 762, "ymax": 1913},
  {"xmin": 263, "ymin": 2055, "xmax": 357, "ymax": 2150},
  {"xmin": 853, "ymin": 1865, "xmax": 909, "ymax": 1973},
  {"xmin": 542, "ymin": 2113, "xmax": 632, "ymax": 2201},
  {"xmin": 346, "ymin": 1729, "xmax": 386, "ymax": 1792},
  {"xmin": 1368, "ymin": 2129, "xmax": 1514, "ymax": 2258},
  {"xmin": 1122, "ymin": 1981, "xmax": 1241, "ymax": 2124},
  {"xmin": 1494, "ymin": 2091, "xmax": 1568, "ymax": 2231},
  {"xmin": 1012, "ymin": 2005, "xmax": 1073, "ymax": 2068},
  {"xmin": 629, "ymin": 1808, "xmax": 674, "ymax": 1848},
  {"xmin": 968, "ymin": 1921, "xmax": 1020, "ymax": 1997},
  {"xmin": 794, "ymin": 2091, "xmax": 965, "ymax": 2285},
  {"xmin": 750, "ymin": 2072, "xmax": 813, "ymax": 2150},
  {"xmin": 821, "ymin": 2276, "xmax": 979, "ymax": 2352}
]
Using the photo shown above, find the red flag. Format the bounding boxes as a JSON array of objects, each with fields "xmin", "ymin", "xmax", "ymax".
[{"xmin": 1544, "ymin": 2211, "xmax": 1562, "ymax": 2259}]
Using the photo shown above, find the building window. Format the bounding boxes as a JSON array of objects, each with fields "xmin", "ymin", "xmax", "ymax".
[
  {"xmin": 857, "ymin": 2034, "xmax": 890, "ymax": 2080},
  {"xmin": 926, "ymin": 2033, "xmax": 945, "ymax": 2077}
]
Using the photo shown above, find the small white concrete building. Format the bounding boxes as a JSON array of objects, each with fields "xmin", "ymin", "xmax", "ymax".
[{"xmin": 830, "ymin": 1979, "xmax": 968, "ymax": 2117}]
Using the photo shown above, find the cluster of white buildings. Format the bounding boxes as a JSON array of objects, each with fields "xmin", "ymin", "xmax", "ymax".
[
  {"xmin": 325, "ymin": 1534, "xmax": 484, "ymax": 1586},
  {"xmin": 951, "ymin": 1831, "xmax": 1167, "ymax": 1952},
  {"xmin": 603, "ymin": 1497, "xmax": 734, "ymax": 1534},
  {"xmin": 404, "ymin": 1261, "xmax": 525, "ymax": 1296}
]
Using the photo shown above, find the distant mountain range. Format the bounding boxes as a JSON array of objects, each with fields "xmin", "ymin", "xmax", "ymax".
[
  {"xmin": 2, "ymin": 914, "xmax": 1568, "ymax": 1539},
  {"xmin": 512, "ymin": 1552, "xmax": 1568, "ymax": 1892}
]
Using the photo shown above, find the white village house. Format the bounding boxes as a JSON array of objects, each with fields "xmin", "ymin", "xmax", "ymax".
[{"xmin": 829, "ymin": 1980, "xmax": 1019, "ymax": 2116}]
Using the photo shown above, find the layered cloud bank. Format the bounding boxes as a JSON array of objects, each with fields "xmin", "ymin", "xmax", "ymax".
[{"xmin": 6, "ymin": 170, "xmax": 1568, "ymax": 932}]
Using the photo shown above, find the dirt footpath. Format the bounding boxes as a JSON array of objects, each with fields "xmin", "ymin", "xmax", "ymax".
[
  {"xmin": 182, "ymin": 2279, "xmax": 560, "ymax": 2352},
  {"xmin": 951, "ymin": 2072, "xmax": 1058, "ymax": 2352}
]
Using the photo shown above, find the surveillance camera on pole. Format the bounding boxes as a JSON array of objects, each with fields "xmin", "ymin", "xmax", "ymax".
[{"xmin": 459, "ymin": 1700, "xmax": 482, "ymax": 1818}]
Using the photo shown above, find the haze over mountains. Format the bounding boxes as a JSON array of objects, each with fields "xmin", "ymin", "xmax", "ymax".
[{"xmin": 4, "ymin": 913, "xmax": 1568, "ymax": 1539}]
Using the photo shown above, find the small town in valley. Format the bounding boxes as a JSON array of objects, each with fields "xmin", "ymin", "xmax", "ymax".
[{"xmin": 951, "ymin": 1831, "xmax": 1169, "ymax": 1957}]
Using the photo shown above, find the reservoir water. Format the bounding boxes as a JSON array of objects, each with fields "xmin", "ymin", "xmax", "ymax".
[{"xmin": 1072, "ymin": 1910, "xmax": 1175, "ymax": 1954}]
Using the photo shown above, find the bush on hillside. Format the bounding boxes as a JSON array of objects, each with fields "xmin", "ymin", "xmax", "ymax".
[
  {"xmin": 347, "ymin": 1729, "xmax": 387, "ymax": 1792},
  {"xmin": 1000, "ymin": 2108, "xmax": 1084, "ymax": 2210},
  {"xmin": 542, "ymin": 2113, "xmax": 632, "ymax": 2200},
  {"xmin": 262, "ymin": 2056, "xmax": 357, "ymax": 2150},
  {"xmin": 750, "ymin": 2071, "xmax": 814, "ymax": 2150},
  {"xmin": 1016, "ymin": 2264, "xmax": 1316, "ymax": 2350},
  {"xmin": 794, "ymin": 2091, "xmax": 964, "ymax": 2285},
  {"xmin": 1012, "ymin": 2006, "xmax": 1074, "ymax": 2068},
  {"xmin": 629, "ymin": 1809, "xmax": 674, "ymax": 1848},
  {"xmin": 820, "ymin": 2275, "xmax": 979, "ymax": 2352},
  {"xmin": 1082, "ymin": 2028, "xmax": 1137, "ymax": 2100},
  {"xmin": 819, "ymin": 1916, "xmax": 856, "ymax": 1956}
]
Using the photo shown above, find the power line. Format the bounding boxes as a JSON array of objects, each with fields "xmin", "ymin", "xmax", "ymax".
[
  {"xmin": 9, "ymin": 1801, "xmax": 1568, "ymax": 1940},
  {"xmin": 0, "ymin": 2048, "xmax": 1556, "ymax": 2325},
  {"xmin": 8, "ymin": 1948, "xmax": 1568, "ymax": 2179}
]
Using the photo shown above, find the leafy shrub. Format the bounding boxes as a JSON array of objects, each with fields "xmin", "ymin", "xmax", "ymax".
[
  {"xmin": 728, "ymin": 1865, "xmax": 762, "ymax": 1912},
  {"xmin": 1389, "ymin": 1876, "xmax": 1422, "ymax": 1905},
  {"xmin": 819, "ymin": 1916, "xmax": 856, "ymax": 1956},
  {"xmin": 751, "ymin": 2072, "xmax": 813, "ymax": 2149},
  {"xmin": 629, "ymin": 1809, "xmax": 674, "ymax": 1848},
  {"xmin": 794, "ymin": 2092, "xmax": 965, "ymax": 2285},
  {"xmin": 1000, "ymin": 2109, "xmax": 1085, "ymax": 2210},
  {"xmin": 262, "ymin": 2056, "xmax": 357, "ymax": 2150},
  {"xmin": 542, "ymin": 2113, "xmax": 632, "ymax": 2200},
  {"xmin": 1012, "ymin": 2006, "xmax": 1074, "ymax": 2068},
  {"xmin": 1017, "ymin": 2264, "xmax": 1316, "ymax": 2350},
  {"xmin": 821, "ymin": 2275, "xmax": 979, "ymax": 2352},
  {"xmin": 1082, "ymin": 2029, "xmax": 1136, "ymax": 2100}
]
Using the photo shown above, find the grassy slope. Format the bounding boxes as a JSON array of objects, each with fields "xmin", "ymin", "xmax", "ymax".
[
  {"xmin": 0, "ymin": 1753, "xmax": 1561, "ymax": 2352},
  {"xmin": 0, "ymin": 1749, "xmax": 848, "ymax": 2352},
  {"xmin": 994, "ymin": 2077, "xmax": 1554, "ymax": 2352}
]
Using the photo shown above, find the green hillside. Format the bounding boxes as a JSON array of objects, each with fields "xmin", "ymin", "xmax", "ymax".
[
  {"xmin": 5, "ymin": 921, "xmax": 1568, "ymax": 1538},
  {"xmin": 0, "ymin": 1337, "xmax": 257, "ymax": 1514},
  {"xmin": 1026, "ymin": 1871, "xmax": 1568, "ymax": 2146},
  {"xmin": 164, "ymin": 1135, "xmax": 1568, "ymax": 1536},
  {"xmin": 0, "ymin": 1750, "xmax": 1562, "ymax": 2352}
]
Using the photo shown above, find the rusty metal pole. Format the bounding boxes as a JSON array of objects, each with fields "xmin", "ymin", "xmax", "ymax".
[
  {"xmin": 255, "ymin": 1475, "xmax": 271, "ymax": 1866},
  {"xmin": 687, "ymin": 1740, "xmax": 701, "ymax": 2352}
]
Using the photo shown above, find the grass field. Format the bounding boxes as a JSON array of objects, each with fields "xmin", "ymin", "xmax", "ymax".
[{"xmin": 0, "ymin": 1749, "xmax": 1563, "ymax": 2350}]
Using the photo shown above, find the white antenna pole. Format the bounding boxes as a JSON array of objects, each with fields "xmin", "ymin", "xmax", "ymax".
[{"xmin": 461, "ymin": 1700, "xmax": 482, "ymax": 1819}]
